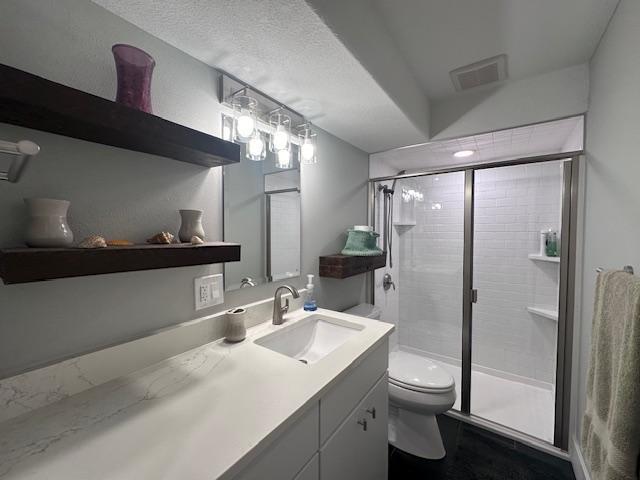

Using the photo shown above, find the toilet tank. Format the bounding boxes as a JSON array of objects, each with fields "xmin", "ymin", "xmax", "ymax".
[{"xmin": 343, "ymin": 303, "xmax": 381, "ymax": 320}]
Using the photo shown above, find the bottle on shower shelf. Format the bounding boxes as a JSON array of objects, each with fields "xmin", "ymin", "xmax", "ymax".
[{"xmin": 545, "ymin": 230, "xmax": 559, "ymax": 257}]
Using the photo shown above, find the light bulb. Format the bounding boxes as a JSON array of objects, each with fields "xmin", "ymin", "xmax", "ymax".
[
  {"xmin": 301, "ymin": 140, "xmax": 315, "ymax": 162},
  {"xmin": 248, "ymin": 135, "xmax": 264, "ymax": 158},
  {"xmin": 277, "ymin": 149, "xmax": 291, "ymax": 169},
  {"xmin": 236, "ymin": 114, "xmax": 255, "ymax": 138},
  {"xmin": 273, "ymin": 125, "xmax": 289, "ymax": 150}
]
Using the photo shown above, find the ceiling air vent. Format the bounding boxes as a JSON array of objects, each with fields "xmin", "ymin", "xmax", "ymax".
[{"xmin": 450, "ymin": 54, "xmax": 507, "ymax": 92}]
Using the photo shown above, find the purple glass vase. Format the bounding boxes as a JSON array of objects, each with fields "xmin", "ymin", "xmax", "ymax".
[{"xmin": 112, "ymin": 44, "xmax": 155, "ymax": 113}]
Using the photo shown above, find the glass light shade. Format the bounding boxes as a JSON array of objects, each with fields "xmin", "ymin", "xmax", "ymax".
[
  {"xmin": 231, "ymin": 95, "xmax": 258, "ymax": 143},
  {"xmin": 246, "ymin": 131, "xmax": 266, "ymax": 161},
  {"xmin": 276, "ymin": 148, "xmax": 292, "ymax": 169},
  {"xmin": 298, "ymin": 128, "xmax": 317, "ymax": 164},
  {"xmin": 269, "ymin": 112, "xmax": 291, "ymax": 153}
]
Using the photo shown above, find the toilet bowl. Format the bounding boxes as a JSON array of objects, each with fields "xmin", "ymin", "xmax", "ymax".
[
  {"xmin": 344, "ymin": 303, "xmax": 456, "ymax": 460},
  {"xmin": 388, "ymin": 350, "xmax": 456, "ymax": 459}
]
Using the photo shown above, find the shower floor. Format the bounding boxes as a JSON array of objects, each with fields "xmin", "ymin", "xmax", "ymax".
[{"xmin": 400, "ymin": 348, "xmax": 555, "ymax": 443}]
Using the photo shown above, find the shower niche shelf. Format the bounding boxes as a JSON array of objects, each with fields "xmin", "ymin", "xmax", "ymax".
[
  {"xmin": 528, "ymin": 254, "xmax": 560, "ymax": 263},
  {"xmin": 393, "ymin": 221, "xmax": 416, "ymax": 227},
  {"xmin": 319, "ymin": 254, "xmax": 386, "ymax": 279},
  {"xmin": 526, "ymin": 306, "xmax": 558, "ymax": 322}
]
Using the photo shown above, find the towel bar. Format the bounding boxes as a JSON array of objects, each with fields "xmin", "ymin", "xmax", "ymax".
[
  {"xmin": 0, "ymin": 139, "xmax": 40, "ymax": 183},
  {"xmin": 596, "ymin": 265, "xmax": 634, "ymax": 274}
]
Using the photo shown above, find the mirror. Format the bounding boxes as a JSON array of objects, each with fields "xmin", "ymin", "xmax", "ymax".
[{"xmin": 223, "ymin": 130, "xmax": 301, "ymax": 292}]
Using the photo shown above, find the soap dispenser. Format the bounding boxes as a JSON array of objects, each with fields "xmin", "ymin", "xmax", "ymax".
[{"xmin": 304, "ymin": 274, "xmax": 317, "ymax": 311}]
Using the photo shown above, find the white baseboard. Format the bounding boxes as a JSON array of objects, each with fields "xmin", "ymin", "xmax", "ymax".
[{"xmin": 570, "ymin": 436, "xmax": 591, "ymax": 480}]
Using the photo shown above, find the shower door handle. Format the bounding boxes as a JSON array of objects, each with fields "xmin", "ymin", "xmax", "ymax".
[{"xmin": 471, "ymin": 289, "xmax": 478, "ymax": 303}]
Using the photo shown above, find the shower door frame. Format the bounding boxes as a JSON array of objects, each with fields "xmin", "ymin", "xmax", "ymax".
[{"xmin": 369, "ymin": 151, "xmax": 582, "ymax": 451}]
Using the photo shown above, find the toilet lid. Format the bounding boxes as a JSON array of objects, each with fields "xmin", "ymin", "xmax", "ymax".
[{"xmin": 389, "ymin": 351, "xmax": 455, "ymax": 393}]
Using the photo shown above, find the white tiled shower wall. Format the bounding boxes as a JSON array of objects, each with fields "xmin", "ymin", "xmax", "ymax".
[{"xmin": 375, "ymin": 161, "xmax": 563, "ymax": 384}]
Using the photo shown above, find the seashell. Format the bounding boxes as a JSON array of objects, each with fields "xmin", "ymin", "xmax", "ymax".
[
  {"xmin": 77, "ymin": 235, "xmax": 107, "ymax": 249},
  {"xmin": 146, "ymin": 231, "xmax": 174, "ymax": 244},
  {"xmin": 106, "ymin": 239, "xmax": 134, "ymax": 246},
  {"xmin": 190, "ymin": 235, "xmax": 204, "ymax": 245}
]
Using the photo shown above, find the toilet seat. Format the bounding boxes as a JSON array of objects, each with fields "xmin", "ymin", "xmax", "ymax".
[{"xmin": 389, "ymin": 351, "xmax": 455, "ymax": 394}]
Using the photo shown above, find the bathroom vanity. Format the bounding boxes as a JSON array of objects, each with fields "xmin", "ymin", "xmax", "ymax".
[
  {"xmin": 237, "ymin": 325, "xmax": 389, "ymax": 480},
  {"xmin": 0, "ymin": 307, "xmax": 393, "ymax": 480}
]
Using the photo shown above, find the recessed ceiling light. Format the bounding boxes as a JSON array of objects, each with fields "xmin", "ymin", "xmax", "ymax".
[{"xmin": 453, "ymin": 150, "xmax": 475, "ymax": 158}]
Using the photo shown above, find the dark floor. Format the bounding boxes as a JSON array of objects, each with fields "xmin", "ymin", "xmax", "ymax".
[{"xmin": 388, "ymin": 415, "xmax": 576, "ymax": 480}]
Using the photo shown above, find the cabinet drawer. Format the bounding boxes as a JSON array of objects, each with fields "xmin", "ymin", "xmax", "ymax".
[
  {"xmin": 320, "ymin": 340, "xmax": 388, "ymax": 444},
  {"xmin": 235, "ymin": 404, "xmax": 319, "ymax": 480},
  {"xmin": 320, "ymin": 373, "xmax": 389, "ymax": 480},
  {"xmin": 294, "ymin": 454, "xmax": 319, "ymax": 480}
]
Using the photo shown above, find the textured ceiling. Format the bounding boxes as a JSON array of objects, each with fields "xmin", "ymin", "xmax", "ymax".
[
  {"xmin": 369, "ymin": 0, "xmax": 619, "ymax": 100},
  {"xmin": 93, "ymin": 0, "xmax": 616, "ymax": 153},
  {"xmin": 91, "ymin": 0, "xmax": 429, "ymax": 153},
  {"xmin": 371, "ymin": 116, "xmax": 583, "ymax": 174}
]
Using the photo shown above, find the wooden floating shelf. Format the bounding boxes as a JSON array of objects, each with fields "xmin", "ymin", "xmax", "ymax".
[
  {"xmin": 526, "ymin": 306, "xmax": 558, "ymax": 322},
  {"xmin": 319, "ymin": 254, "xmax": 386, "ymax": 279},
  {"xmin": 0, "ymin": 63, "xmax": 240, "ymax": 167},
  {"xmin": 528, "ymin": 254, "xmax": 560, "ymax": 263},
  {"xmin": 0, "ymin": 242, "xmax": 241, "ymax": 284}
]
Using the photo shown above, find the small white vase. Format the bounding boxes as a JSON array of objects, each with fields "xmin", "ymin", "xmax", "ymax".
[
  {"xmin": 24, "ymin": 198, "xmax": 74, "ymax": 248},
  {"xmin": 178, "ymin": 209, "xmax": 205, "ymax": 243}
]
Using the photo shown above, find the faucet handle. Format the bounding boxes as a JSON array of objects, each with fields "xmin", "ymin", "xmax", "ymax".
[{"xmin": 283, "ymin": 298, "xmax": 290, "ymax": 313}]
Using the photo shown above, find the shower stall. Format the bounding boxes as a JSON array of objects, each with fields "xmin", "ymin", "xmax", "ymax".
[{"xmin": 370, "ymin": 153, "xmax": 580, "ymax": 449}]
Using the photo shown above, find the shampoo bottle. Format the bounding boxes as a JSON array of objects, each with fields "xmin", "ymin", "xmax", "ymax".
[{"xmin": 304, "ymin": 274, "xmax": 317, "ymax": 311}]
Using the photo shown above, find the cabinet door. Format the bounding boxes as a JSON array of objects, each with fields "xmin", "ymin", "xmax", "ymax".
[
  {"xmin": 320, "ymin": 374, "xmax": 388, "ymax": 480},
  {"xmin": 235, "ymin": 404, "xmax": 319, "ymax": 480}
]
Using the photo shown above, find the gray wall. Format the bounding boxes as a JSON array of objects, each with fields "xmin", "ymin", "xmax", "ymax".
[
  {"xmin": 0, "ymin": 0, "xmax": 368, "ymax": 378},
  {"xmin": 430, "ymin": 64, "xmax": 589, "ymax": 140},
  {"xmin": 573, "ymin": 0, "xmax": 640, "ymax": 459}
]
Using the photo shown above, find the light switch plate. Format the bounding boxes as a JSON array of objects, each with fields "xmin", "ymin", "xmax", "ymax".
[{"xmin": 194, "ymin": 274, "xmax": 224, "ymax": 310}]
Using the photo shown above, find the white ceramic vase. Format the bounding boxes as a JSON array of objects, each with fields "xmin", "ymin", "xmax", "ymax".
[
  {"xmin": 178, "ymin": 209, "xmax": 205, "ymax": 242},
  {"xmin": 24, "ymin": 198, "xmax": 74, "ymax": 248}
]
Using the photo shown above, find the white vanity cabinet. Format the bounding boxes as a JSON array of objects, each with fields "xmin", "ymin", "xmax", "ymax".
[
  {"xmin": 320, "ymin": 373, "xmax": 389, "ymax": 480},
  {"xmin": 233, "ymin": 340, "xmax": 389, "ymax": 480}
]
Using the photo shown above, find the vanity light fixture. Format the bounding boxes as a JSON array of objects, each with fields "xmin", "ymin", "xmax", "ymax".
[
  {"xmin": 231, "ymin": 94, "xmax": 258, "ymax": 143},
  {"xmin": 298, "ymin": 124, "xmax": 317, "ymax": 165},
  {"xmin": 269, "ymin": 110, "xmax": 291, "ymax": 153},
  {"xmin": 219, "ymin": 73, "xmax": 320, "ymax": 165},
  {"xmin": 453, "ymin": 149, "xmax": 475, "ymax": 158}
]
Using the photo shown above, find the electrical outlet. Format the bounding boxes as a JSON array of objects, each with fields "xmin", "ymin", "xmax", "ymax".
[{"xmin": 194, "ymin": 274, "xmax": 224, "ymax": 310}]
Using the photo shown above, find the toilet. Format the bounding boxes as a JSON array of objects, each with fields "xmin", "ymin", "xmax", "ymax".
[{"xmin": 344, "ymin": 303, "xmax": 457, "ymax": 460}]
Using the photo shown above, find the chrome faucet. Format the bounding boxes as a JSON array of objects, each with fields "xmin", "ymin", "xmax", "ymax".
[{"xmin": 272, "ymin": 285, "xmax": 300, "ymax": 325}]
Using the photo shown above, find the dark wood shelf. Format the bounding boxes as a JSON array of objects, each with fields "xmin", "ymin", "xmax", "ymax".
[
  {"xmin": 0, "ymin": 242, "xmax": 240, "ymax": 284},
  {"xmin": 319, "ymin": 254, "xmax": 386, "ymax": 279},
  {"xmin": 0, "ymin": 63, "xmax": 240, "ymax": 167}
]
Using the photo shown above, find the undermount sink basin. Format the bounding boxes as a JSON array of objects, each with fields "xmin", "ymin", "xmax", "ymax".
[{"xmin": 255, "ymin": 315, "xmax": 364, "ymax": 364}]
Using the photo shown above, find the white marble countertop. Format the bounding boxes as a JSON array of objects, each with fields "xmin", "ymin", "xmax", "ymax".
[{"xmin": 0, "ymin": 308, "xmax": 393, "ymax": 480}]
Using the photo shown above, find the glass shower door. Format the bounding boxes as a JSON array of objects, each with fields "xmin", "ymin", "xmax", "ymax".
[
  {"xmin": 470, "ymin": 161, "xmax": 565, "ymax": 442},
  {"xmin": 375, "ymin": 172, "xmax": 466, "ymax": 410}
]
